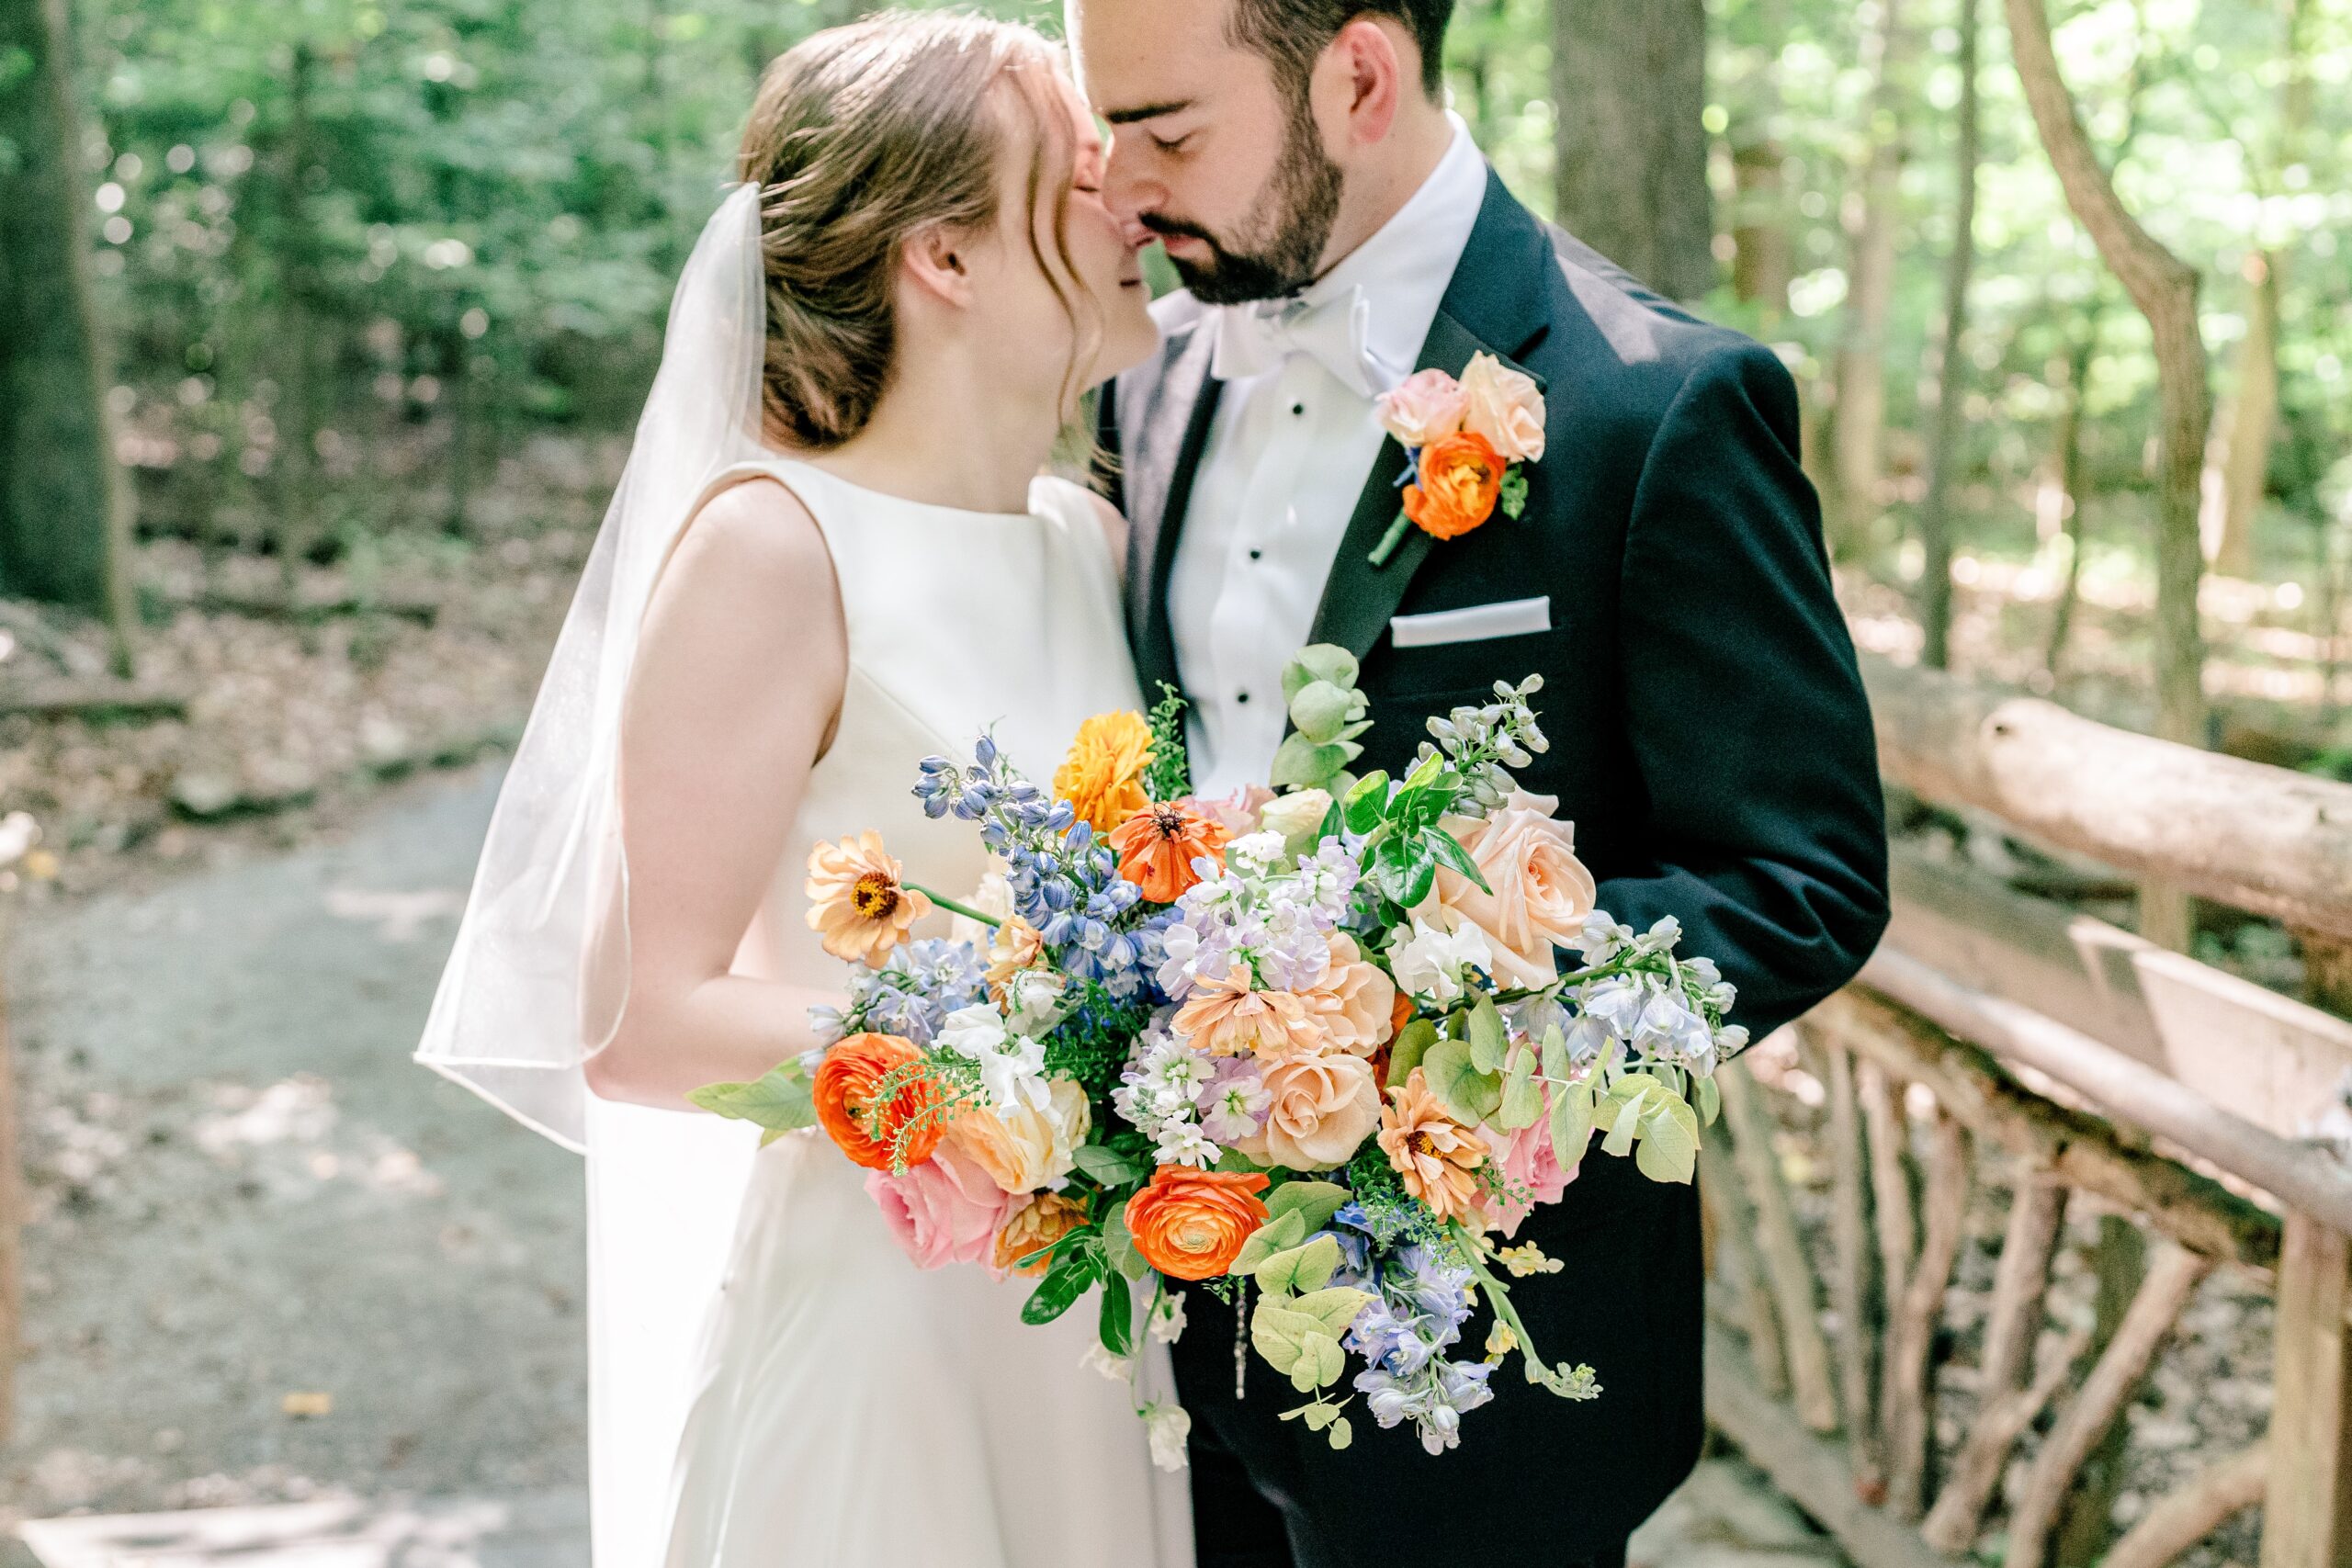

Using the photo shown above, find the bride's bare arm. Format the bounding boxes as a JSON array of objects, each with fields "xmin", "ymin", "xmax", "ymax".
[{"xmin": 582, "ymin": 477, "xmax": 850, "ymax": 1111}]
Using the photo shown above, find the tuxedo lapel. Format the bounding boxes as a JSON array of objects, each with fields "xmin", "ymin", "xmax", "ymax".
[
  {"xmin": 1305, "ymin": 171, "xmax": 1557, "ymax": 665},
  {"xmin": 1123, "ymin": 325, "xmax": 1222, "ymax": 703}
]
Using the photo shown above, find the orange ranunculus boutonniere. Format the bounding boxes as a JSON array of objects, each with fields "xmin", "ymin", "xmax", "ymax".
[
  {"xmin": 1403, "ymin": 433, "xmax": 1505, "ymax": 544},
  {"xmin": 1367, "ymin": 350, "xmax": 1543, "ymax": 568},
  {"xmin": 1125, "ymin": 1166, "xmax": 1272, "ymax": 1280}
]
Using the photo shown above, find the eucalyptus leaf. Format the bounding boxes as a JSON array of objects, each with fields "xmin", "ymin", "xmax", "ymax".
[
  {"xmin": 1422, "ymin": 1035, "xmax": 1504, "ymax": 1125},
  {"xmin": 1271, "ymin": 734, "xmax": 1348, "ymax": 791},
  {"xmin": 1283, "ymin": 644, "xmax": 1360, "ymax": 702},
  {"xmin": 1549, "ymin": 1077, "xmax": 1596, "ymax": 1166},
  {"xmin": 1539, "ymin": 1023, "xmax": 1568, "ymax": 1085},
  {"xmin": 1634, "ymin": 1096, "xmax": 1701, "ymax": 1184},
  {"xmin": 686, "ymin": 1062, "xmax": 815, "ymax": 1133},
  {"xmin": 1102, "ymin": 1199, "xmax": 1149, "ymax": 1281},
  {"xmin": 1499, "ymin": 1044, "xmax": 1544, "ymax": 1131},
  {"xmin": 1290, "ymin": 680, "xmax": 1361, "ymax": 743},
  {"xmin": 1254, "ymin": 1234, "xmax": 1341, "ymax": 1296},
  {"xmin": 1329, "ymin": 1416, "xmax": 1353, "ymax": 1450},
  {"xmin": 1387, "ymin": 1019, "xmax": 1439, "ymax": 1088},
  {"xmin": 1266, "ymin": 1179, "xmax": 1351, "ymax": 1235},
  {"xmin": 1291, "ymin": 1285, "xmax": 1374, "ymax": 1338},
  {"xmin": 1249, "ymin": 1302, "xmax": 1324, "ymax": 1375},
  {"xmin": 1231, "ymin": 1210, "xmax": 1307, "ymax": 1275},
  {"xmin": 1694, "ymin": 1073, "xmax": 1722, "ymax": 1128},
  {"xmin": 1466, "ymin": 996, "xmax": 1509, "ymax": 1073}
]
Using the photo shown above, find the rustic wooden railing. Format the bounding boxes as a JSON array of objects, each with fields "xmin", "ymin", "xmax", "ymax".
[{"xmin": 1701, "ymin": 654, "xmax": 2352, "ymax": 1568}]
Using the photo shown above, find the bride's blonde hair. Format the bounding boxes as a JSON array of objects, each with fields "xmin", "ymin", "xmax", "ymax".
[{"xmin": 738, "ymin": 13, "xmax": 1100, "ymax": 450}]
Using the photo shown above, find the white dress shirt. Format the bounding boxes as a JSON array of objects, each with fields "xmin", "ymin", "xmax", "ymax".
[{"xmin": 1169, "ymin": 115, "xmax": 1489, "ymax": 797}]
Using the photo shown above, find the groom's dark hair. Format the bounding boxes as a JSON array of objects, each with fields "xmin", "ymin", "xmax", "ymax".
[{"xmin": 1227, "ymin": 0, "xmax": 1453, "ymax": 99}]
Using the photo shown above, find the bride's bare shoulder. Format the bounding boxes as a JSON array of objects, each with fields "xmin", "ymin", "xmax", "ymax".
[
  {"xmin": 643, "ymin": 472, "xmax": 844, "ymax": 662},
  {"xmin": 676, "ymin": 473, "xmax": 831, "ymax": 581}
]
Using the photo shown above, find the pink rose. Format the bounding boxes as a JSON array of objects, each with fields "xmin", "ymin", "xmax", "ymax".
[
  {"xmin": 1305, "ymin": 932, "xmax": 1398, "ymax": 1057},
  {"xmin": 1183, "ymin": 784, "xmax": 1275, "ymax": 840},
  {"xmin": 1460, "ymin": 352, "xmax": 1546, "ymax": 464},
  {"xmin": 867, "ymin": 1141, "xmax": 1013, "ymax": 1270},
  {"xmin": 1375, "ymin": 368, "xmax": 1470, "ymax": 449},
  {"xmin": 1427, "ymin": 791, "xmax": 1598, "ymax": 989},
  {"xmin": 1260, "ymin": 1051, "xmax": 1384, "ymax": 1170},
  {"xmin": 1481, "ymin": 1104, "xmax": 1578, "ymax": 1238}
]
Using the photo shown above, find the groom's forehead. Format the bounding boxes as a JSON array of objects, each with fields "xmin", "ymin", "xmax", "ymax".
[{"xmin": 1068, "ymin": 0, "xmax": 1246, "ymax": 98}]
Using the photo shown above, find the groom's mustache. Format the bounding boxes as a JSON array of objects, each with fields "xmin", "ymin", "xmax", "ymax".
[{"xmin": 1136, "ymin": 212, "xmax": 1221, "ymax": 248}]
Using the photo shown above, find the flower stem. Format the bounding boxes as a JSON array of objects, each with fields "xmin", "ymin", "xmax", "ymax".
[
  {"xmin": 910, "ymin": 883, "xmax": 1001, "ymax": 930},
  {"xmin": 1365, "ymin": 512, "xmax": 1415, "ymax": 568}
]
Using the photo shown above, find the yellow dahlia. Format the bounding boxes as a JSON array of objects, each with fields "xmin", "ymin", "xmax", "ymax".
[
  {"xmin": 1054, "ymin": 711, "xmax": 1155, "ymax": 836},
  {"xmin": 805, "ymin": 831, "xmax": 933, "ymax": 967}
]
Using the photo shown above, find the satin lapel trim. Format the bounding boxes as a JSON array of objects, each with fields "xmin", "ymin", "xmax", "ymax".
[
  {"xmin": 1135, "ymin": 334, "xmax": 1223, "ymax": 702},
  {"xmin": 1306, "ymin": 309, "xmax": 1517, "ymax": 664}
]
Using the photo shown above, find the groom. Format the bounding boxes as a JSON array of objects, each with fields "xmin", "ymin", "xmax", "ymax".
[{"xmin": 1070, "ymin": 2, "xmax": 1888, "ymax": 1565}]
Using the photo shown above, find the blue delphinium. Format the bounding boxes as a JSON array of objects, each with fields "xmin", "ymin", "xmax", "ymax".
[
  {"xmin": 1330, "ymin": 1214, "xmax": 1496, "ymax": 1454},
  {"xmin": 830, "ymin": 936, "xmax": 988, "ymax": 1045}
]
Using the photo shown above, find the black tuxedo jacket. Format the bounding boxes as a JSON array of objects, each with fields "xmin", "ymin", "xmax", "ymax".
[{"xmin": 1098, "ymin": 173, "xmax": 1889, "ymax": 1565}]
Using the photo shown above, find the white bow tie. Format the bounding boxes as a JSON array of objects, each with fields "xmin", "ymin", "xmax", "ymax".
[{"xmin": 1206, "ymin": 287, "xmax": 1390, "ymax": 398}]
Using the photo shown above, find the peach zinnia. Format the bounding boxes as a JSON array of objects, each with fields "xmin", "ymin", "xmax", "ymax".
[
  {"xmin": 1111, "ymin": 801, "xmax": 1229, "ymax": 903},
  {"xmin": 1378, "ymin": 1068, "xmax": 1489, "ymax": 1224},
  {"xmin": 1125, "ymin": 1167, "xmax": 1272, "ymax": 1280},
  {"xmin": 1054, "ymin": 710, "xmax": 1155, "ymax": 836},
  {"xmin": 805, "ymin": 831, "xmax": 933, "ymax": 967},
  {"xmin": 814, "ymin": 1032, "xmax": 945, "ymax": 1172},
  {"xmin": 1172, "ymin": 970, "xmax": 1323, "ymax": 1060}
]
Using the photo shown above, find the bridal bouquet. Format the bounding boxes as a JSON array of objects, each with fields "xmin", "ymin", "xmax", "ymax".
[{"xmin": 693, "ymin": 648, "xmax": 1745, "ymax": 1458}]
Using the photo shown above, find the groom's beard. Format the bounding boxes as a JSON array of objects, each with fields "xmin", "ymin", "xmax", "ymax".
[{"xmin": 1144, "ymin": 105, "xmax": 1342, "ymax": 305}]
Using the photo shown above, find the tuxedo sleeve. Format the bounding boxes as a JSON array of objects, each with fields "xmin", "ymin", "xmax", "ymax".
[{"xmin": 1594, "ymin": 340, "xmax": 1889, "ymax": 1044}]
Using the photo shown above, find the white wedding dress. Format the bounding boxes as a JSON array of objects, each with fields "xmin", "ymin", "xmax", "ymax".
[{"xmin": 584, "ymin": 456, "xmax": 1194, "ymax": 1568}]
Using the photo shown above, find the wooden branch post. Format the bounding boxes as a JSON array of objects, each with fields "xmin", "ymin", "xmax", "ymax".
[
  {"xmin": 0, "ymin": 897, "xmax": 21, "ymax": 1442},
  {"xmin": 2107, "ymin": 1443, "xmax": 2268, "ymax": 1568},
  {"xmin": 1720, "ymin": 1060, "xmax": 1841, "ymax": 1433},
  {"xmin": 1702, "ymin": 1126, "xmax": 1792, "ymax": 1398},
  {"xmin": 1825, "ymin": 1041, "xmax": 1883, "ymax": 1487},
  {"xmin": 1886, "ymin": 1109, "xmax": 1969, "ymax": 1520},
  {"xmin": 2262, "ymin": 1213, "xmax": 2352, "ymax": 1568}
]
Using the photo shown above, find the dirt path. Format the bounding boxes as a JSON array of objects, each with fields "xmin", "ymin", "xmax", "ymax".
[{"xmin": 5, "ymin": 765, "xmax": 585, "ymax": 1532}]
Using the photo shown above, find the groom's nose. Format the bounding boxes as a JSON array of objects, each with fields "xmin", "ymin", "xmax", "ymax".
[{"xmin": 1101, "ymin": 139, "xmax": 1161, "ymax": 232}]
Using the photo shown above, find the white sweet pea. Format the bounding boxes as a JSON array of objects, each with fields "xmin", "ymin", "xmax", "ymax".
[
  {"xmin": 938, "ymin": 1003, "xmax": 1009, "ymax": 1059},
  {"xmin": 1143, "ymin": 1403, "xmax": 1193, "ymax": 1472},
  {"xmin": 1153, "ymin": 1121, "xmax": 1221, "ymax": 1168},
  {"xmin": 1225, "ymin": 830, "xmax": 1290, "ymax": 880},
  {"xmin": 1081, "ymin": 1342, "xmax": 1132, "ymax": 1382},
  {"xmin": 1149, "ymin": 1290, "xmax": 1189, "ymax": 1345},
  {"xmin": 1002, "ymin": 968, "xmax": 1069, "ymax": 1035},
  {"xmin": 1388, "ymin": 917, "xmax": 1494, "ymax": 1007}
]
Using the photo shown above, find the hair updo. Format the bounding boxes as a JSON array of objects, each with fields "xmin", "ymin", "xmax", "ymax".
[{"xmin": 737, "ymin": 13, "xmax": 1084, "ymax": 450}]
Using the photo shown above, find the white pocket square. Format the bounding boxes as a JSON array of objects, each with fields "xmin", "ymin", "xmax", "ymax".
[{"xmin": 1389, "ymin": 596, "xmax": 1552, "ymax": 649}]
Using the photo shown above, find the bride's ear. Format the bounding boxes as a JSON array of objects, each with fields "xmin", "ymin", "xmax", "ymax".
[{"xmin": 901, "ymin": 222, "xmax": 978, "ymax": 311}]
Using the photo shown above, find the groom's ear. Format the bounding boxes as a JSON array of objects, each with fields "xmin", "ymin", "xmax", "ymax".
[
  {"xmin": 901, "ymin": 223, "xmax": 978, "ymax": 311},
  {"xmin": 1316, "ymin": 17, "xmax": 1408, "ymax": 151}
]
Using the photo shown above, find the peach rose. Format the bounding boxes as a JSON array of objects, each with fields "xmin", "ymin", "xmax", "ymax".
[
  {"xmin": 1428, "ymin": 791, "xmax": 1598, "ymax": 990},
  {"xmin": 1403, "ymin": 432, "xmax": 1504, "ymax": 543},
  {"xmin": 1460, "ymin": 351, "xmax": 1547, "ymax": 464},
  {"xmin": 1375, "ymin": 367, "xmax": 1471, "ymax": 449},
  {"xmin": 994, "ymin": 1190, "xmax": 1089, "ymax": 1276},
  {"xmin": 1260, "ymin": 1051, "xmax": 1384, "ymax": 1170},
  {"xmin": 1125, "ymin": 1168, "xmax": 1272, "ymax": 1280},
  {"xmin": 1304, "ymin": 933, "xmax": 1398, "ymax": 1058},
  {"xmin": 1183, "ymin": 784, "xmax": 1276, "ymax": 840},
  {"xmin": 944, "ymin": 1077, "xmax": 1090, "ymax": 1194},
  {"xmin": 867, "ymin": 1141, "xmax": 1012, "ymax": 1269}
]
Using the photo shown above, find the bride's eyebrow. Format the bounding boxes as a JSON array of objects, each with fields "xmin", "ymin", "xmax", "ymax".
[{"xmin": 1102, "ymin": 99, "xmax": 1193, "ymax": 126}]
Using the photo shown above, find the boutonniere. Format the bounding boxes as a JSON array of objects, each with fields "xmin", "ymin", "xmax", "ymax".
[{"xmin": 1366, "ymin": 352, "xmax": 1547, "ymax": 568}]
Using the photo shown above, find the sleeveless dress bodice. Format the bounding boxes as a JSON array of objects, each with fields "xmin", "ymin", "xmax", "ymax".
[{"xmin": 582, "ymin": 458, "xmax": 1190, "ymax": 1568}]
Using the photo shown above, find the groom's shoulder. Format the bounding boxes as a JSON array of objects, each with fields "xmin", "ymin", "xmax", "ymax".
[{"xmin": 1529, "ymin": 219, "xmax": 1795, "ymax": 430}]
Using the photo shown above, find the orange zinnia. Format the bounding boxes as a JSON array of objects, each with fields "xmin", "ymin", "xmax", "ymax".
[
  {"xmin": 1377, "ymin": 1067, "xmax": 1489, "ymax": 1224},
  {"xmin": 813, "ymin": 1032, "xmax": 945, "ymax": 1171},
  {"xmin": 1110, "ymin": 801, "xmax": 1229, "ymax": 903},
  {"xmin": 1172, "ymin": 970, "xmax": 1323, "ymax": 1060},
  {"xmin": 1402, "ymin": 431, "xmax": 1505, "ymax": 543},
  {"xmin": 1125, "ymin": 1167, "xmax": 1272, "ymax": 1280},
  {"xmin": 805, "ymin": 831, "xmax": 933, "ymax": 968},
  {"xmin": 1054, "ymin": 710, "xmax": 1155, "ymax": 836}
]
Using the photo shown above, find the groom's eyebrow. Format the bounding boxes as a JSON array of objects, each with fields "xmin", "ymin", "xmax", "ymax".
[{"xmin": 1102, "ymin": 100, "xmax": 1193, "ymax": 125}]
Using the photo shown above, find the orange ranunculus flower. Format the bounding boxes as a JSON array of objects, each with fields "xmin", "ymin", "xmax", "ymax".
[
  {"xmin": 805, "ymin": 831, "xmax": 933, "ymax": 968},
  {"xmin": 1125, "ymin": 1167, "xmax": 1272, "ymax": 1280},
  {"xmin": 1055, "ymin": 710, "xmax": 1155, "ymax": 836},
  {"xmin": 1402, "ymin": 431, "xmax": 1505, "ymax": 543},
  {"xmin": 813, "ymin": 1032, "xmax": 944, "ymax": 1171},
  {"xmin": 994, "ymin": 1190, "xmax": 1090, "ymax": 1277},
  {"xmin": 1111, "ymin": 801, "xmax": 1230, "ymax": 903}
]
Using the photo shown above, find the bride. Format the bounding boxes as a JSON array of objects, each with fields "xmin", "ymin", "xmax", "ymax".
[{"xmin": 415, "ymin": 14, "xmax": 1190, "ymax": 1566}]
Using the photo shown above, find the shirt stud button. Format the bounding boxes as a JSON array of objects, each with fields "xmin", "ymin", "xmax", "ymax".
[
  {"xmin": 1290, "ymin": 402, "xmax": 1306, "ymax": 417},
  {"xmin": 1236, "ymin": 691, "xmax": 1250, "ymax": 705},
  {"xmin": 1249, "ymin": 548, "xmax": 1262, "ymax": 561}
]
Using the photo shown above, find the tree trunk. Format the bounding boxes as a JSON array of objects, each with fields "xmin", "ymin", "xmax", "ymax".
[
  {"xmin": 2044, "ymin": 321, "xmax": 2099, "ymax": 679},
  {"xmin": 2208, "ymin": 251, "xmax": 2279, "ymax": 579},
  {"xmin": 1829, "ymin": 0, "xmax": 1908, "ymax": 558},
  {"xmin": 1917, "ymin": 0, "xmax": 1981, "ymax": 670},
  {"xmin": 1550, "ymin": 0, "xmax": 1714, "ymax": 302},
  {"xmin": 0, "ymin": 0, "xmax": 134, "ymax": 655},
  {"xmin": 277, "ymin": 39, "xmax": 324, "ymax": 592},
  {"xmin": 2005, "ymin": 0, "xmax": 2210, "ymax": 750}
]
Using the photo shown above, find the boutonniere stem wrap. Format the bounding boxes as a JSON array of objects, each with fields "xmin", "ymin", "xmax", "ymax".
[{"xmin": 1367, "ymin": 353, "xmax": 1546, "ymax": 568}]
